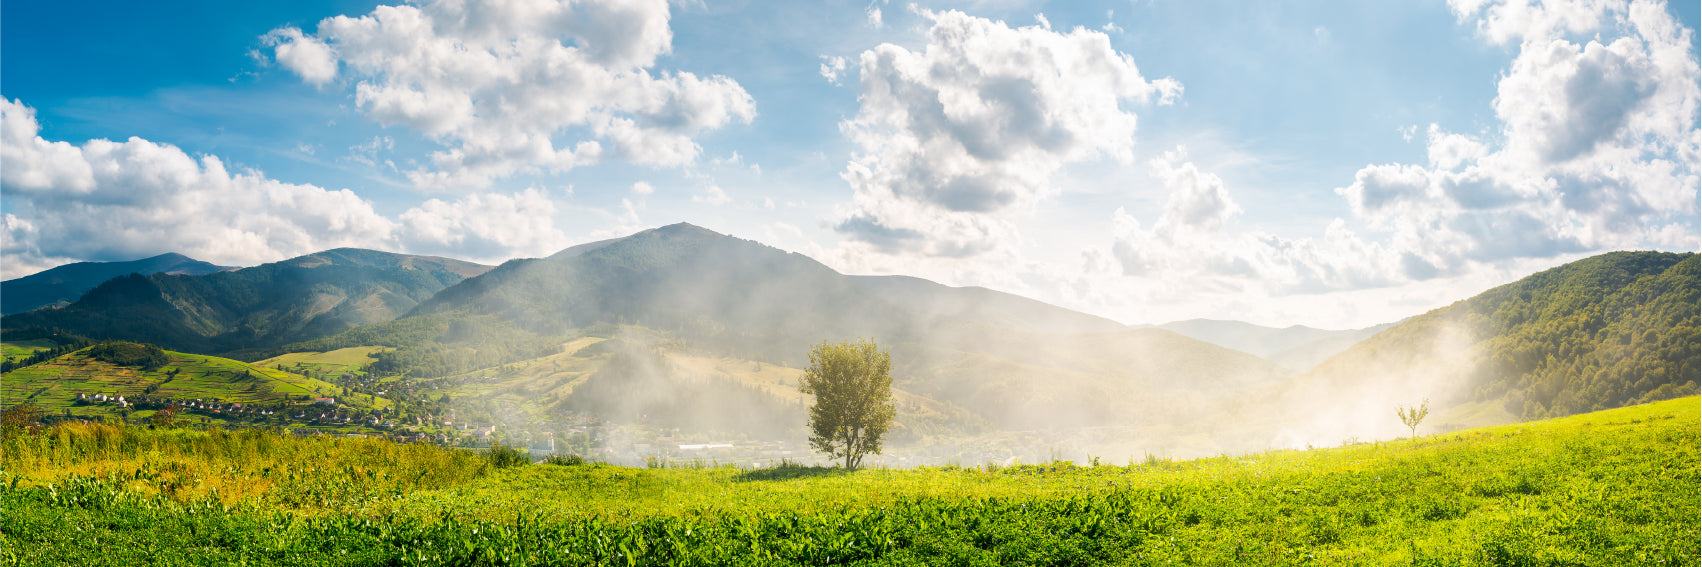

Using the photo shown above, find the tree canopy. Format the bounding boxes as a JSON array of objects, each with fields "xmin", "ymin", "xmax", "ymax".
[{"xmin": 799, "ymin": 339, "xmax": 897, "ymax": 470}]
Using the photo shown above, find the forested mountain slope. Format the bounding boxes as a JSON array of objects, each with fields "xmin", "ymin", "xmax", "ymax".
[
  {"xmin": 1252, "ymin": 251, "xmax": 1698, "ymax": 447},
  {"xmin": 1, "ymin": 253, "xmax": 230, "ymax": 315},
  {"xmin": 1, "ymin": 249, "xmax": 490, "ymax": 355}
]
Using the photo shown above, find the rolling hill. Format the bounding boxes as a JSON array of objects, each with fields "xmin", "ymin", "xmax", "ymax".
[
  {"xmin": 1233, "ymin": 251, "xmax": 1699, "ymax": 450},
  {"xmin": 288, "ymin": 223, "xmax": 1289, "ymax": 432},
  {"xmin": 1, "ymin": 249, "xmax": 491, "ymax": 355},
  {"xmin": 1, "ymin": 252, "xmax": 230, "ymax": 315}
]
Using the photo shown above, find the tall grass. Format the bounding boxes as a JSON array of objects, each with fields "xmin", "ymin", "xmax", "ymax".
[{"xmin": 1, "ymin": 422, "xmax": 489, "ymax": 508}]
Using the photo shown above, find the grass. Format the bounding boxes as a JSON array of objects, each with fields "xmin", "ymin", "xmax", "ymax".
[
  {"xmin": 1, "ymin": 396, "xmax": 1695, "ymax": 565},
  {"xmin": 1, "ymin": 346, "xmax": 391, "ymax": 418},
  {"xmin": 253, "ymin": 346, "xmax": 391, "ymax": 378},
  {"xmin": 1, "ymin": 339, "xmax": 55, "ymax": 364}
]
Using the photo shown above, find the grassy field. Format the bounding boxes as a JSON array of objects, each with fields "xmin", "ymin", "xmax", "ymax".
[
  {"xmin": 1, "ymin": 339, "xmax": 55, "ymax": 364},
  {"xmin": 1, "ymin": 396, "xmax": 1694, "ymax": 565},
  {"xmin": 1, "ymin": 346, "xmax": 390, "ymax": 418},
  {"xmin": 254, "ymin": 346, "xmax": 391, "ymax": 378}
]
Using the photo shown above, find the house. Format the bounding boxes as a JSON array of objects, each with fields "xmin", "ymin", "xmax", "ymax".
[{"xmin": 314, "ymin": 397, "xmax": 335, "ymax": 405}]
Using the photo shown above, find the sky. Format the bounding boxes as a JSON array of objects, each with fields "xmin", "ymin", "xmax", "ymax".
[{"xmin": 2, "ymin": 0, "xmax": 1697, "ymax": 330}]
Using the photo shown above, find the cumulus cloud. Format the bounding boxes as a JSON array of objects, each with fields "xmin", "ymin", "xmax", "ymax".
[
  {"xmin": 835, "ymin": 8, "xmax": 1181, "ymax": 257},
  {"xmin": 1108, "ymin": 0, "xmax": 1696, "ymax": 296},
  {"xmin": 262, "ymin": 27, "xmax": 339, "ymax": 86},
  {"xmin": 267, "ymin": 0, "xmax": 755, "ymax": 190},
  {"xmin": 819, "ymin": 55, "xmax": 849, "ymax": 85},
  {"xmin": 398, "ymin": 188, "xmax": 570, "ymax": 259},
  {"xmin": 0, "ymin": 98, "xmax": 576, "ymax": 278}
]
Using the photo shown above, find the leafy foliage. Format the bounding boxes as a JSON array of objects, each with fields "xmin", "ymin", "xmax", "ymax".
[
  {"xmin": 1462, "ymin": 252, "xmax": 1700, "ymax": 417},
  {"xmin": 800, "ymin": 339, "xmax": 897, "ymax": 470},
  {"xmin": 1397, "ymin": 398, "xmax": 1430, "ymax": 437}
]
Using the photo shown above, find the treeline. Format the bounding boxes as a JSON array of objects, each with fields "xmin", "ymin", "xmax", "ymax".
[{"xmin": 84, "ymin": 341, "xmax": 170, "ymax": 371}]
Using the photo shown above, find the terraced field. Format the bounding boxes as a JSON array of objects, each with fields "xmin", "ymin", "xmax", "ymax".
[{"xmin": 0, "ymin": 346, "xmax": 389, "ymax": 417}]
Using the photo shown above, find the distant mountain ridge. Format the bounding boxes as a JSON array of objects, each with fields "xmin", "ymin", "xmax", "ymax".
[
  {"xmin": 1, "ymin": 253, "xmax": 231, "ymax": 315},
  {"xmin": 1, "ymin": 249, "xmax": 491, "ymax": 355},
  {"xmin": 1145, "ymin": 319, "xmax": 1396, "ymax": 371}
]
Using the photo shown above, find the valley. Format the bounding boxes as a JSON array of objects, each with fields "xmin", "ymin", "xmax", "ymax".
[{"xmin": 3, "ymin": 226, "xmax": 1695, "ymax": 470}]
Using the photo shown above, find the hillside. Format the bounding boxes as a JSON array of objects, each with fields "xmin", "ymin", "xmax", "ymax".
[
  {"xmin": 1, "ymin": 249, "xmax": 491, "ymax": 355},
  {"xmin": 0, "ymin": 342, "xmax": 387, "ymax": 418},
  {"xmin": 294, "ymin": 223, "xmax": 1288, "ymax": 432},
  {"xmin": 1239, "ymin": 251, "xmax": 1699, "ymax": 449},
  {"xmin": 1, "ymin": 252, "xmax": 229, "ymax": 315}
]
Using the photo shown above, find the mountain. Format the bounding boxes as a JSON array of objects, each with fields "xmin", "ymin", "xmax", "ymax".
[
  {"xmin": 1145, "ymin": 319, "xmax": 1395, "ymax": 371},
  {"xmin": 1, "ymin": 249, "xmax": 491, "ymax": 355},
  {"xmin": 296, "ymin": 223, "xmax": 1290, "ymax": 430},
  {"xmin": 1240, "ymin": 251, "xmax": 1699, "ymax": 449},
  {"xmin": 1, "ymin": 253, "xmax": 230, "ymax": 315}
]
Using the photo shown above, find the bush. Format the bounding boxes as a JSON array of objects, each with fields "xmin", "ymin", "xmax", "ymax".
[
  {"xmin": 487, "ymin": 442, "xmax": 531, "ymax": 468},
  {"xmin": 540, "ymin": 454, "xmax": 585, "ymax": 466}
]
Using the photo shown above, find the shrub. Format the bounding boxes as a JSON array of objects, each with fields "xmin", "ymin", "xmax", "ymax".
[
  {"xmin": 487, "ymin": 442, "xmax": 531, "ymax": 468},
  {"xmin": 540, "ymin": 453, "xmax": 585, "ymax": 466}
]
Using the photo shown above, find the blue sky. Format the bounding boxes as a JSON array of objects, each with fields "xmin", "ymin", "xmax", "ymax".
[{"xmin": 3, "ymin": 0, "xmax": 1697, "ymax": 328}]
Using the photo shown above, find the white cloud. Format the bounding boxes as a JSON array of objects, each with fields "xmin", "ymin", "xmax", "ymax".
[
  {"xmin": 1103, "ymin": 0, "xmax": 1696, "ymax": 298},
  {"xmin": 0, "ymin": 98, "xmax": 579, "ymax": 278},
  {"xmin": 268, "ymin": 0, "xmax": 755, "ymax": 190},
  {"xmin": 1, "ymin": 99, "xmax": 395, "ymax": 277},
  {"xmin": 630, "ymin": 181, "xmax": 655, "ymax": 196},
  {"xmin": 692, "ymin": 185, "xmax": 731, "ymax": 205},
  {"xmin": 834, "ymin": 8, "xmax": 1181, "ymax": 257},
  {"xmin": 398, "ymin": 187, "xmax": 570, "ymax": 259},
  {"xmin": 346, "ymin": 136, "xmax": 393, "ymax": 167},
  {"xmin": 867, "ymin": 6, "xmax": 883, "ymax": 28},
  {"xmin": 1149, "ymin": 146, "xmax": 1241, "ymax": 232},
  {"xmin": 262, "ymin": 27, "xmax": 339, "ymax": 86},
  {"xmin": 819, "ymin": 55, "xmax": 849, "ymax": 85}
]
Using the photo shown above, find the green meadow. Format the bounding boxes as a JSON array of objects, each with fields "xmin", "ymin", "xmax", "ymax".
[
  {"xmin": 1, "ymin": 339, "xmax": 54, "ymax": 364},
  {"xmin": 0, "ymin": 344, "xmax": 390, "ymax": 419},
  {"xmin": 2, "ymin": 396, "xmax": 1694, "ymax": 566},
  {"xmin": 255, "ymin": 346, "xmax": 392, "ymax": 378}
]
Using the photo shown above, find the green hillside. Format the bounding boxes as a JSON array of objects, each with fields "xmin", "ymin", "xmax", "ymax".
[
  {"xmin": 0, "ymin": 342, "xmax": 388, "ymax": 420},
  {"xmin": 253, "ymin": 346, "xmax": 391, "ymax": 377},
  {"xmin": 3, "ymin": 396, "xmax": 1694, "ymax": 565},
  {"xmin": 0, "ymin": 248, "xmax": 490, "ymax": 356},
  {"xmin": 1244, "ymin": 251, "xmax": 1699, "ymax": 449}
]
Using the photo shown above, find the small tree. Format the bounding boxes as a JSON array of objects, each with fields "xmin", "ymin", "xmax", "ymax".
[
  {"xmin": 799, "ymin": 339, "xmax": 897, "ymax": 470},
  {"xmin": 1397, "ymin": 398, "xmax": 1430, "ymax": 438}
]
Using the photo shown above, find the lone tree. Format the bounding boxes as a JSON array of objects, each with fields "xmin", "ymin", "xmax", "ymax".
[
  {"xmin": 1397, "ymin": 398, "xmax": 1430, "ymax": 438},
  {"xmin": 799, "ymin": 339, "xmax": 897, "ymax": 470}
]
